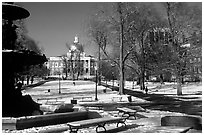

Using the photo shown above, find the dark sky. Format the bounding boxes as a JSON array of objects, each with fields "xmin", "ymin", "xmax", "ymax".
[{"xmin": 18, "ymin": 2, "xmax": 98, "ymax": 57}]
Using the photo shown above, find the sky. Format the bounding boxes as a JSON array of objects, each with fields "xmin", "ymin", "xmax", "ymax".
[
  {"xmin": 16, "ymin": 2, "xmax": 201, "ymax": 58},
  {"xmin": 18, "ymin": 2, "xmax": 99, "ymax": 57}
]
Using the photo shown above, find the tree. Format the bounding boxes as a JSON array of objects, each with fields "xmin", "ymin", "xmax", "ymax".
[
  {"xmin": 66, "ymin": 41, "xmax": 84, "ymax": 80},
  {"xmin": 121, "ymin": 3, "xmax": 167, "ymax": 90},
  {"xmin": 61, "ymin": 54, "xmax": 69, "ymax": 79},
  {"xmin": 88, "ymin": 2, "xmax": 142, "ymax": 94},
  {"xmin": 165, "ymin": 2, "xmax": 201, "ymax": 95},
  {"xmin": 8, "ymin": 19, "xmax": 46, "ymax": 84},
  {"xmin": 100, "ymin": 61, "xmax": 119, "ymax": 81},
  {"xmin": 14, "ymin": 19, "xmax": 43, "ymax": 55},
  {"xmin": 143, "ymin": 28, "xmax": 174, "ymax": 83},
  {"xmin": 88, "ymin": 2, "xmax": 168, "ymax": 93}
]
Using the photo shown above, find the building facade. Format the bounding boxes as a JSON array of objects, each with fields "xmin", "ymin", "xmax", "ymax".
[
  {"xmin": 46, "ymin": 54, "xmax": 97, "ymax": 79},
  {"xmin": 46, "ymin": 36, "xmax": 97, "ymax": 79}
]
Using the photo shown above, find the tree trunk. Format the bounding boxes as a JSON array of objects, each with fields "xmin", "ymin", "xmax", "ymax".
[
  {"xmin": 119, "ymin": 70, "xmax": 124, "ymax": 95},
  {"xmin": 140, "ymin": 76, "xmax": 145, "ymax": 90},
  {"xmin": 77, "ymin": 54, "xmax": 81, "ymax": 80},
  {"xmin": 141, "ymin": 31, "xmax": 145, "ymax": 90},
  {"xmin": 177, "ymin": 75, "xmax": 182, "ymax": 95},
  {"xmin": 132, "ymin": 78, "xmax": 134, "ymax": 89},
  {"xmin": 65, "ymin": 68, "xmax": 68, "ymax": 80},
  {"xmin": 141, "ymin": 71, "xmax": 145, "ymax": 90},
  {"xmin": 118, "ymin": 2, "xmax": 124, "ymax": 95},
  {"xmin": 27, "ymin": 76, "xmax": 30, "ymax": 85},
  {"xmin": 71, "ymin": 53, "xmax": 75, "ymax": 81}
]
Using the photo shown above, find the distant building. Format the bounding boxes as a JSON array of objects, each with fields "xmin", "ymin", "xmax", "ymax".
[
  {"xmin": 46, "ymin": 35, "xmax": 97, "ymax": 79},
  {"xmin": 46, "ymin": 55, "xmax": 97, "ymax": 79}
]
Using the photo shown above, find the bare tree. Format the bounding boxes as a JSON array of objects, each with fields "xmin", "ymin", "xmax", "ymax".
[
  {"xmin": 61, "ymin": 54, "xmax": 68, "ymax": 79},
  {"xmin": 88, "ymin": 2, "xmax": 166, "ymax": 94},
  {"xmin": 120, "ymin": 3, "xmax": 167, "ymax": 90},
  {"xmin": 165, "ymin": 2, "xmax": 201, "ymax": 95},
  {"xmin": 66, "ymin": 42, "xmax": 84, "ymax": 80}
]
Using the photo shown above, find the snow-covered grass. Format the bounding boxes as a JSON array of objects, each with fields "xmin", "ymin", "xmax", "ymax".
[
  {"xmin": 6, "ymin": 80, "xmax": 202, "ymax": 133},
  {"xmin": 23, "ymin": 80, "xmax": 202, "ymax": 104}
]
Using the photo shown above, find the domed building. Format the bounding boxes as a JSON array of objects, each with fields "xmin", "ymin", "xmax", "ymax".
[{"xmin": 46, "ymin": 35, "xmax": 97, "ymax": 80}]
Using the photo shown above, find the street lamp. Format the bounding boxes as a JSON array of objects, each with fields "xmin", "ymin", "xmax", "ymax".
[
  {"xmin": 95, "ymin": 66, "xmax": 98, "ymax": 101},
  {"xmin": 59, "ymin": 73, "xmax": 61, "ymax": 94},
  {"xmin": 112, "ymin": 72, "xmax": 114, "ymax": 87},
  {"xmin": 111, "ymin": 63, "xmax": 115, "ymax": 88},
  {"xmin": 70, "ymin": 45, "xmax": 77, "ymax": 85},
  {"xmin": 132, "ymin": 73, "xmax": 135, "ymax": 89}
]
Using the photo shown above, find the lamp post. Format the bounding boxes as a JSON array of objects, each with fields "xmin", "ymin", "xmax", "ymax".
[
  {"xmin": 70, "ymin": 45, "xmax": 77, "ymax": 85},
  {"xmin": 132, "ymin": 73, "xmax": 134, "ymax": 89},
  {"xmin": 112, "ymin": 72, "xmax": 114, "ymax": 87},
  {"xmin": 59, "ymin": 73, "xmax": 61, "ymax": 94},
  {"xmin": 95, "ymin": 66, "xmax": 98, "ymax": 101},
  {"xmin": 111, "ymin": 64, "xmax": 115, "ymax": 88}
]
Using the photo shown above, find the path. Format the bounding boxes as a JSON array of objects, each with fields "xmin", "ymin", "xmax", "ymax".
[{"xmin": 101, "ymin": 82, "xmax": 202, "ymax": 116}]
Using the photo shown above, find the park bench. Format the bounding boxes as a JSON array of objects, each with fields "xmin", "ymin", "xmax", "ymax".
[
  {"xmin": 73, "ymin": 96, "xmax": 92, "ymax": 102},
  {"xmin": 37, "ymin": 97, "xmax": 64, "ymax": 105},
  {"xmin": 37, "ymin": 97, "xmax": 58, "ymax": 103},
  {"xmin": 112, "ymin": 96, "xmax": 122, "ymax": 102},
  {"xmin": 67, "ymin": 117, "xmax": 126, "ymax": 133},
  {"xmin": 117, "ymin": 107, "xmax": 137, "ymax": 119},
  {"xmin": 86, "ymin": 104, "xmax": 103, "ymax": 110}
]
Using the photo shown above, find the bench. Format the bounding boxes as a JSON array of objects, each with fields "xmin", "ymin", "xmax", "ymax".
[
  {"xmin": 117, "ymin": 107, "xmax": 137, "ymax": 119},
  {"xmin": 73, "ymin": 96, "xmax": 92, "ymax": 102},
  {"xmin": 37, "ymin": 97, "xmax": 65, "ymax": 105},
  {"xmin": 112, "ymin": 96, "xmax": 122, "ymax": 102},
  {"xmin": 67, "ymin": 117, "xmax": 126, "ymax": 133},
  {"xmin": 87, "ymin": 104, "xmax": 103, "ymax": 110},
  {"xmin": 37, "ymin": 97, "xmax": 58, "ymax": 103}
]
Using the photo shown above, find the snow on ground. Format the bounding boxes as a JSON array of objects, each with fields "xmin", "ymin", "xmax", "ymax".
[
  {"xmin": 4, "ymin": 80, "xmax": 202, "ymax": 133},
  {"xmin": 23, "ymin": 80, "xmax": 202, "ymax": 105}
]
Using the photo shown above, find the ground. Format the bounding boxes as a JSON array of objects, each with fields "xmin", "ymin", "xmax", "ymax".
[{"xmin": 4, "ymin": 80, "xmax": 202, "ymax": 133}]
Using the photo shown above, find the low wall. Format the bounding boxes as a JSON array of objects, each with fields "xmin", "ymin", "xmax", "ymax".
[
  {"xmin": 3, "ymin": 111, "xmax": 89, "ymax": 130},
  {"xmin": 161, "ymin": 115, "xmax": 202, "ymax": 130}
]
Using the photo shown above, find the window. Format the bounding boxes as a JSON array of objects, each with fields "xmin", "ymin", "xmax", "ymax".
[
  {"xmin": 86, "ymin": 60, "xmax": 89, "ymax": 67},
  {"xmin": 155, "ymin": 31, "xmax": 159, "ymax": 42},
  {"xmin": 198, "ymin": 58, "xmax": 201, "ymax": 62},
  {"xmin": 198, "ymin": 68, "xmax": 201, "ymax": 74},
  {"xmin": 194, "ymin": 58, "xmax": 197, "ymax": 62},
  {"xmin": 60, "ymin": 62, "xmax": 63, "ymax": 67},
  {"xmin": 55, "ymin": 63, "xmax": 58, "ymax": 67},
  {"xmin": 149, "ymin": 31, "xmax": 154, "ymax": 44},
  {"xmin": 159, "ymin": 31, "xmax": 165, "ymax": 41},
  {"xmin": 194, "ymin": 67, "xmax": 197, "ymax": 72},
  {"xmin": 52, "ymin": 62, "xmax": 55, "ymax": 67},
  {"xmin": 197, "ymin": 68, "xmax": 199, "ymax": 74},
  {"xmin": 80, "ymin": 68, "xmax": 84, "ymax": 75},
  {"xmin": 189, "ymin": 59, "xmax": 193, "ymax": 63},
  {"xmin": 86, "ymin": 68, "xmax": 89, "ymax": 73}
]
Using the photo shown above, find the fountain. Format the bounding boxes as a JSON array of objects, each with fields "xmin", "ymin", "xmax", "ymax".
[{"xmin": 2, "ymin": 3, "xmax": 47, "ymax": 117}]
